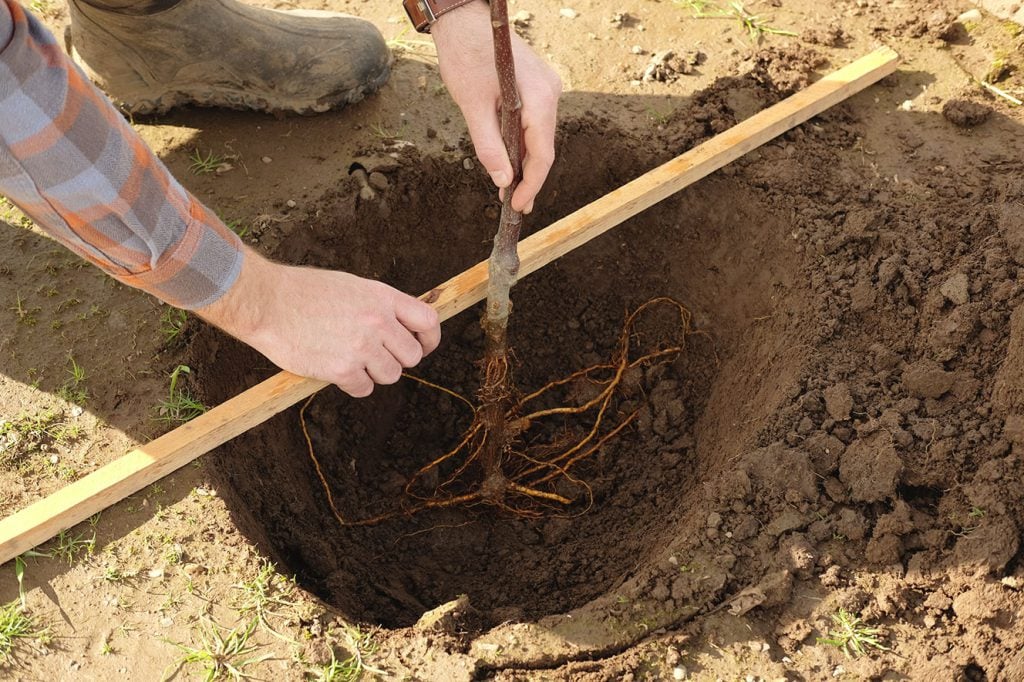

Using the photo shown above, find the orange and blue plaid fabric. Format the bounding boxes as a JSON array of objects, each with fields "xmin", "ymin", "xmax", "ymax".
[{"xmin": 0, "ymin": 0, "xmax": 242, "ymax": 309}]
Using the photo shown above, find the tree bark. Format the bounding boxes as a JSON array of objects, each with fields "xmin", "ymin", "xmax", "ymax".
[{"xmin": 478, "ymin": 0, "xmax": 523, "ymax": 501}]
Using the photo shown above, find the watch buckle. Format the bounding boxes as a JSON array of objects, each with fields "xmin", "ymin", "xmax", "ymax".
[{"xmin": 420, "ymin": 0, "xmax": 436, "ymax": 23}]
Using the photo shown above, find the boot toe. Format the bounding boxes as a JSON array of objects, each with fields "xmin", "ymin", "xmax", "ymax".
[{"xmin": 69, "ymin": 0, "xmax": 394, "ymax": 115}]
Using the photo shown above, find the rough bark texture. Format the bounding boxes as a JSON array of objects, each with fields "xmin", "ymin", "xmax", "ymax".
[{"xmin": 478, "ymin": 0, "xmax": 524, "ymax": 500}]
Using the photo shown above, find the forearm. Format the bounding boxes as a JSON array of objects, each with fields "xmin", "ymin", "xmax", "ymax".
[{"xmin": 0, "ymin": 0, "xmax": 242, "ymax": 310}]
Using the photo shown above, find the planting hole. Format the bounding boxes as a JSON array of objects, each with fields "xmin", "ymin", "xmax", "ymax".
[{"xmin": 193, "ymin": 124, "xmax": 799, "ymax": 627}]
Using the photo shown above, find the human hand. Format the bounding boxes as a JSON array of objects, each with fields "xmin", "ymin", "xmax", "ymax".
[
  {"xmin": 432, "ymin": 0, "xmax": 561, "ymax": 214},
  {"xmin": 196, "ymin": 247, "xmax": 440, "ymax": 397}
]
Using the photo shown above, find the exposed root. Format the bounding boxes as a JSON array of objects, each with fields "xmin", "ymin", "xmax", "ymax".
[{"xmin": 301, "ymin": 297, "xmax": 706, "ymax": 526}]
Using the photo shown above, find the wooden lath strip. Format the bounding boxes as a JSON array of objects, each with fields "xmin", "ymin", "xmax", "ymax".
[{"xmin": 0, "ymin": 46, "xmax": 899, "ymax": 565}]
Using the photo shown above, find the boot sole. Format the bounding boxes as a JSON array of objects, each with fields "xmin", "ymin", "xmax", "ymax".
[{"xmin": 113, "ymin": 61, "xmax": 391, "ymax": 116}]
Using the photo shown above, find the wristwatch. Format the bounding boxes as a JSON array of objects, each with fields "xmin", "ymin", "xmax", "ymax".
[{"xmin": 402, "ymin": 0, "xmax": 478, "ymax": 33}]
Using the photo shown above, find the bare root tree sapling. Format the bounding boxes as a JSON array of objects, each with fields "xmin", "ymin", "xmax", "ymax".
[
  {"xmin": 299, "ymin": 0, "xmax": 708, "ymax": 524},
  {"xmin": 477, "ymin": 0, "xmax": 525, "ymax": 503}
]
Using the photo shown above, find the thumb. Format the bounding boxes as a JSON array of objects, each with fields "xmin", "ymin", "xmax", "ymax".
[
  {"xmin": 463, "ymin": 101, "xmax": 514, "ymax": 189},
  {"xmin": 395, "ymin": 293, "xmax": 441, "ymax": 355}
]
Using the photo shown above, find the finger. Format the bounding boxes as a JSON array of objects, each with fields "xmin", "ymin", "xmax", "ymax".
[
  {"xmin": 511, "ymin": 100, "xmax": 558, "ymax": 213},
  {"xmin": 384, "ymin": 322, "xmax": 424, "ymax": 368},
  {"xmin": 335, "ymin": 367, "xmax": 374, "ymax": 398},
  {"xmin": 463, "ymin": 100, "xmax": 514, "ymax": 189},
  {"xmin": 396, "ymin": 297, "xmax": 441, "ymax": 356},
  {"xmin": 365, "ymin": 346, "xmax": 404, "ymax": 385},
  {"xmin": 511, "ymin": 126, "xmax": 555, "ymax": 213}
]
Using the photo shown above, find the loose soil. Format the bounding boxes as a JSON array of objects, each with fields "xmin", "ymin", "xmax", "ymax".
[
  {"xmin": 194, "ymin": 43, "xmax": 1024, "ymax": 679},
  {"xmin": 2, "ymin": 0, "xmax": 1024, "ymax": 680}
]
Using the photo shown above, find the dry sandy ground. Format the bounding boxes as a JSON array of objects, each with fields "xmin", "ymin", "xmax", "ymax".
[{"xmin": 1, "ymin": 0, "xmax": 1023, "ymax": 680}]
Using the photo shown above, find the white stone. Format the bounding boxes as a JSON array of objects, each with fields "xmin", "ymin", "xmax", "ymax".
[{"xmin": 559, "ymin": 8, "xmax": 578, "ymax": 18}]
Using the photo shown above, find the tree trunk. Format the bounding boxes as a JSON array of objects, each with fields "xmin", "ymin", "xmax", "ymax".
[{"xmin": 477, "ymin": 0, "xmax": 523, "ymax": 501}]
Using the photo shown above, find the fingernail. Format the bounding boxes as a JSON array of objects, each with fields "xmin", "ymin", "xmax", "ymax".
[
  {"xmin": 490, "ymin": 170, "xmax": 511, "ymax": 187},
  {"xmin": 523, "ymin": 201, "xmax": 534, "ymax": 215}
]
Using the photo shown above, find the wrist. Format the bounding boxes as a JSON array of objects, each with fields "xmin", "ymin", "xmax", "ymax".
[
  {"xmin": 431, "ymin": 0, "xmax": 489, "ymax": 39},
  {"xmin": 195, "ymin": 245, "xmax": 271, "ymax": 343}
]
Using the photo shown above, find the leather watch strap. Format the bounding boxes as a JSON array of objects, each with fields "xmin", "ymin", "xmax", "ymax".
[{"xmin": 402, "ymin": 0, "xmax": 478, "ymax": 33}]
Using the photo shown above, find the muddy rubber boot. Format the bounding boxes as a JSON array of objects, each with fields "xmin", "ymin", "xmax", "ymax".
[{"xmin": 66, "ymin": 0, "xmax": 392, "ymax": 115}]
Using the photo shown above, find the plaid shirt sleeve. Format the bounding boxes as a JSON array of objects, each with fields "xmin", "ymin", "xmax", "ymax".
[{"xmin": 0, "ymin": 1, "xmax": 243, "ymax": 310}]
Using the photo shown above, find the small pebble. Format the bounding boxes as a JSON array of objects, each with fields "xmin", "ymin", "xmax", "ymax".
[
  {"xmin": 49, "ymin": 454, "xmax": 59, "ymax": 464},
  {"xmin": 957, "ymin": 8, "xmax": 981, "ymax": 22},
  {"xmin": 368, "ymin": 172, "xmax": 390, "ymax": 191},
  {"xmin": 631, "ymin": 45, "xmax": 646, "ymax": 54},
  {"xmin": 148, "ymin": 568, "xmax": 164, "ymax": 579},
  {"xmin": 559, "ymin": 8, "xmax": 578, "ymax": 18},
  {"xmin": 285, "ymin": 199, "xmax": 297, "ymax": 208},
  {"xmin": 463, "ymin": 158, "xmax": 475, "ymax": 170},
  {"xmin": 159, "ymin": 616, "xmax": 173, "ymax": 627},
  {"xmin": 512, "ymin": 10, "xmax": 532, "ymax": 26},
  {"xmin": 261, "ymin": 156, "xmax": 272, "ymax": 164},
  {"xmin": 672, "ymin": 666, "xmax": 687, "ymax": 680},
  {"xmin": 70, "ymin": 405, "xmax": 83, "ymax": 417}
]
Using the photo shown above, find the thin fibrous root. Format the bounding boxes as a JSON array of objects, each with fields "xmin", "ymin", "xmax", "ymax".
[{"xmin": 301, "ymin": 297, "xmax": 705, "ymax": 526}]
